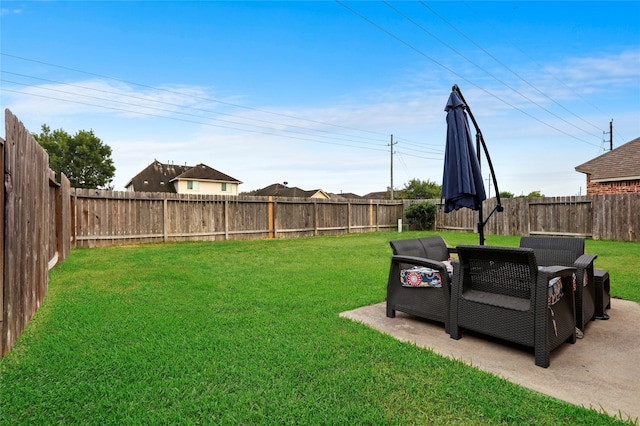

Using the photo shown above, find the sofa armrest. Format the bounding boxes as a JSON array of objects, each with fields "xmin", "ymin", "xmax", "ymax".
[
  {"xmin": 574, "ymin": 253, "xmax": 597, "ymax": 271},
  {"xmin": 391, "ymin": 255, "xmax": 449, "ymax": 272},
  {"xmin": 571, "ymin": 253, "xmax": 596, "ymax": 289},
  {"xmin": 535, "ymin": 265, "xmax": 577, "ymax": 312},
  {"xmin": 538, "ymin": 265, "xmax": 577, "ymax": 279}
]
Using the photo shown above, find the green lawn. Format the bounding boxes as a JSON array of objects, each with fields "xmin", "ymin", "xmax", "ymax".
[{"xmin": 1, "ymin": 232, "xmax": 637, "ymax": 424}]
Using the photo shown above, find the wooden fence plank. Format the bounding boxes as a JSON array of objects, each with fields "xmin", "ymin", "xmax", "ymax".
[
  {"xmin": 0, "ymin": 137, "xmax": 4, "ymax": 328},
  {"xmin": 69, "ymin": 191, "xmax": 405, "ymax": 245},
  {"xmin": 2, "ymin": 109, "xmax": 65, "ymax": 356}
]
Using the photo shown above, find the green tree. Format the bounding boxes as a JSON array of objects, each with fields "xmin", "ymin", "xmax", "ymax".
[
  {"xmin": 404, "ymin": 201, "xmax": 437, "ymax": 230},
  {"xmin": 402, "ymin": 178, "xmax": 442, "ymax": 199},
  {"xmin": 517, "ymin": 191, "xmax": 545, "ymax": 198},
  {"xmin": 34, "ymin": 124, "xmax": 115, "ymax": 189},
  {"xmin": 499, "ymin": 191, "xmax": 515, "ymax": 199}
]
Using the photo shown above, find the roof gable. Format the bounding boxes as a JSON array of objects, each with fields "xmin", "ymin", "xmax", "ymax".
[
  {"xmin": 172, "ymin": 163, "xmax": 242, "ymax": 183},
  {"xmin": 337, "ymin": 192, "xmax": 362, "ymax": 199},
  {"xmin": 576, "ymin": 137, "xmax": 640, "ymax": 181},
  {"xmin": 254, "ymin": 183, "xmax": 328, "ymax": 198},
  {"xmin": 362, "ymin": 191, "xmax": 389, "ymax": 199},
  {"xmin": 125, "ymin": 160, "xmax": 189, "ymax": 192}
]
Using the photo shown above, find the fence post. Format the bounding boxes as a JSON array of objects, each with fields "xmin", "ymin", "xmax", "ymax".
[
  {"xmin": 313, "ymin": 201, "xmax": 318, "ymax": 236},
  {"xmin": 268, "ymin": 196, "xmax": 274, "ymax": 239},
  {"xmin": 163, "ymin": 198, "xmax": 168, "ymax": 242},
  {"xmin": 224, "ymin": 198, "xmax": 229, "ymax": 240},
  {"xmin": 54, "ymin": 177, "xmax": 63, "ymax": 267},
  {"xmin": 369, "ymin": 200, "xmax": 373, "ymax": 231},
  {"xmin": 0, "ymin": 138, "xmax": 4, "ymax": 348}
]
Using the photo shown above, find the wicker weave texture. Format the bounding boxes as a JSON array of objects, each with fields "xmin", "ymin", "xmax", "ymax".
[
  {"xmin": 450, "ymin": 245, "xmax": 576, "ymax": 368},
  {"xmin": 520, "ymin": 236, "xmax": 597, "ymax": 332}
]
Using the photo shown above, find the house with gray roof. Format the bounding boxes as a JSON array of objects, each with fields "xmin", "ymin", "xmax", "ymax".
[
  {"xmin": 575, "ymin": 137, "xmax": 640, "ymax": 195},
  {"xmin": 125, "ymin": 160, "xmax": 242, "ymax": 195},
  {"xmin": 253, "ymin": 183, "xmax": 329, "ymax": 199}
]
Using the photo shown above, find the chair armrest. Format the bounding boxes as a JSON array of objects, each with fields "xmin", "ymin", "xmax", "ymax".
[
  {"xmin": 391, "ymin": 255, "xmax": 448, "ymax": 272},
  {"xmin": 535, "ymin": 266, "xmax": 577, "ymax": 316},
  {"xmin": 537, "ymin": 266, "xmax": 577, "ymax": 301},
  {"xmin": 573, "ymin": 254, "xmax": 597, "ymax": 291},
  {"xmin": 535, "ymin": 266, "xmax": 576, "ymax": 319},
  {"xmin": 574, "ymin": 253, "xmax": 597, "ymax": 270},
  {"xmin": 538, "ymin": 265, "xmax": 577, "ymax": 279}
]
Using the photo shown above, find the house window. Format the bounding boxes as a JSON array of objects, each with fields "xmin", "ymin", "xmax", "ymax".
[
  {"xmin": 187, "ymin": 180, "xmax": 199, "ymax": 190},
  {"xmin": 221, "ymin": 183, "xmax": 228, "ymax": 192}
]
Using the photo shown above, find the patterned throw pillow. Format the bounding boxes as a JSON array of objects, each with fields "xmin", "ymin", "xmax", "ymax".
[
  {"xmin": 547, "ymin": 277, "xmax": 564, "ymax": 306},
  {"xmin": 571, "ymin": 271, "xmax": 589, "ymax": 290},
  {"xmin": 400, "ymin": 261, "xmax": 453, "ymax": 288},
  {"xmin": 545, "ymin": 270, "xmax": 589, "ymax": 306}
]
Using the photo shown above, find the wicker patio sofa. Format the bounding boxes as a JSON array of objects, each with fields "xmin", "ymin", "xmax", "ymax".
[
  {"xmin": 519, "ymin": 236, "xmax": 597, "ymax": 333},
  {"xmin": 386, "ymin": 236, "xmax": 456, "ymax": 333},
  {"xmin": 449, "ymin": 245, "xmax": 577, "ymax": 368}
]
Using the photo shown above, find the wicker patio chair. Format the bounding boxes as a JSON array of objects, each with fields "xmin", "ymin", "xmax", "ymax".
[
  {"xmin": 519, "ymin": 236, "xmax": 597, "ymax": 332},
  {"xmin": 449, "ymin": 245, "xmax": 576, "ymax": 368},
  {"xmin": 386, "ymin": 236, "xmax": 456, "ymax": 333}
]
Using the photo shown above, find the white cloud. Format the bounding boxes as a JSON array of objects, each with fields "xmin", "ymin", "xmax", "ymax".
[
  {"xmin": 2, "ymin": 46, "xmax": 638, "ymax": 197},
  {"xmin": 0, "ymin": 7, "xmax": 23, "ymax": 16}
]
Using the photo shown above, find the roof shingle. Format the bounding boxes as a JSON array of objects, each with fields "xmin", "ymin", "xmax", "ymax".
[
  {"xmin": 253, "ymin": 183, "xmax": 327, "ymax": 198},
  {"xmin": 575, "ymin": 137, "xmax": 640, "ymax": 181},
  {"xmin": 172, "ymin": 163, "xmax": 241, "ymax": 183}
]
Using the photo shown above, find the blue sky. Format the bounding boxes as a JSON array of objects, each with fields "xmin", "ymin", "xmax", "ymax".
[{"xmin": 1, "ymin": 1, "xmax": 639, "ymax": 196}]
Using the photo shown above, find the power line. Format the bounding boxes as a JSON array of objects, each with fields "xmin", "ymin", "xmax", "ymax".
[
  {"xmin": 2, "ymin": 88, "xmax": 389, "ymax": 153},
  {"xmin": 1, "ymin": 77, "xmax": 388, "ymax": 150},
  {"xmin": 398, "ymin": 138, "xmax": 445, "ymax": 153},
  {"xmin": 459, "ymin": 1, "xmax": 610, "ymax": 119},
  {"xmin": 1, "ymin": 53, "xmax": 390, "ymax": 138},
  {"xmin": 417, "ymin": 1, "xmax": 604, "ymax": 137},
  {"xmin": 2, "ymin": 70, "xmax": 387, "ymax": 145},
  {"xmin": 395, "ymin": 149, "xmax": 442, "ymax": 162},
  {"xmin": 336, "ymin": 1, "xmax": 602, "ymax": 148}
]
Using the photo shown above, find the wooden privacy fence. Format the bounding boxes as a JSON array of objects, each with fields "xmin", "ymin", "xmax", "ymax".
[
  {"xmin": 434, "ymin": 194, "xmax": 640, "ymax": 242},
  {"xmin": 71, "ymin": 189, "xmax": 405, "ymax": 247},
  {"xmin": 2, "ymin": 110, "xmax": 71, "ymax": 356},
  {"xmin": 73, "ymin": 191, "xmax": 640, "ymax": 249}
]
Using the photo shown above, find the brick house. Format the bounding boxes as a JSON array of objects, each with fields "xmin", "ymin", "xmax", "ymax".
[{"xmin": 575, "ymin": 137, "xmax": 640, "ymax": 195}]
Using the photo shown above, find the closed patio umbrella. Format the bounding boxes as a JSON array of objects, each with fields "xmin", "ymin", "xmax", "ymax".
[
  {"xmin": 442, "ymin": 89, "xmax": 486, "ymax": 213},
  {"xmin": 442, "ymin": 85, "xmax": 502, "ymax": 245}
]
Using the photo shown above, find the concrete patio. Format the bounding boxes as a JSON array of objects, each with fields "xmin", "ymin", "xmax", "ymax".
[{"xmin": 340, "ymin": 299, "xmax": 640, "ymax": 422}]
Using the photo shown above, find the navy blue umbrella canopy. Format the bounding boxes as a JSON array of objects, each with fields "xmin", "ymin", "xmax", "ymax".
[{"xmin": 442, "ymin": 90, "xmax": 486, "ymax": 213}]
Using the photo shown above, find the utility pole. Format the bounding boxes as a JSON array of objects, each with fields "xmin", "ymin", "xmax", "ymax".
[
  {"xmin": 390, "ymin": 134, "xmax": 397, "ymax": 200},
  {"xmin": 609, "ymin": 119, "xmax": 613, "ymax": 151},
  {"xmin": 603, "ymin": 119, "xmax": 613, "ymax": 151}
]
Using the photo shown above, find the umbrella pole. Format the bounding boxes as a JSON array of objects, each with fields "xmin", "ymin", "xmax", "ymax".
[
  {"xmin": 452, "ymin": 85, "xmax": 503, "ymax": 245},
  {"xmin": 476, "ymin": 132, "xmax": 486, "ymax": 245}
]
